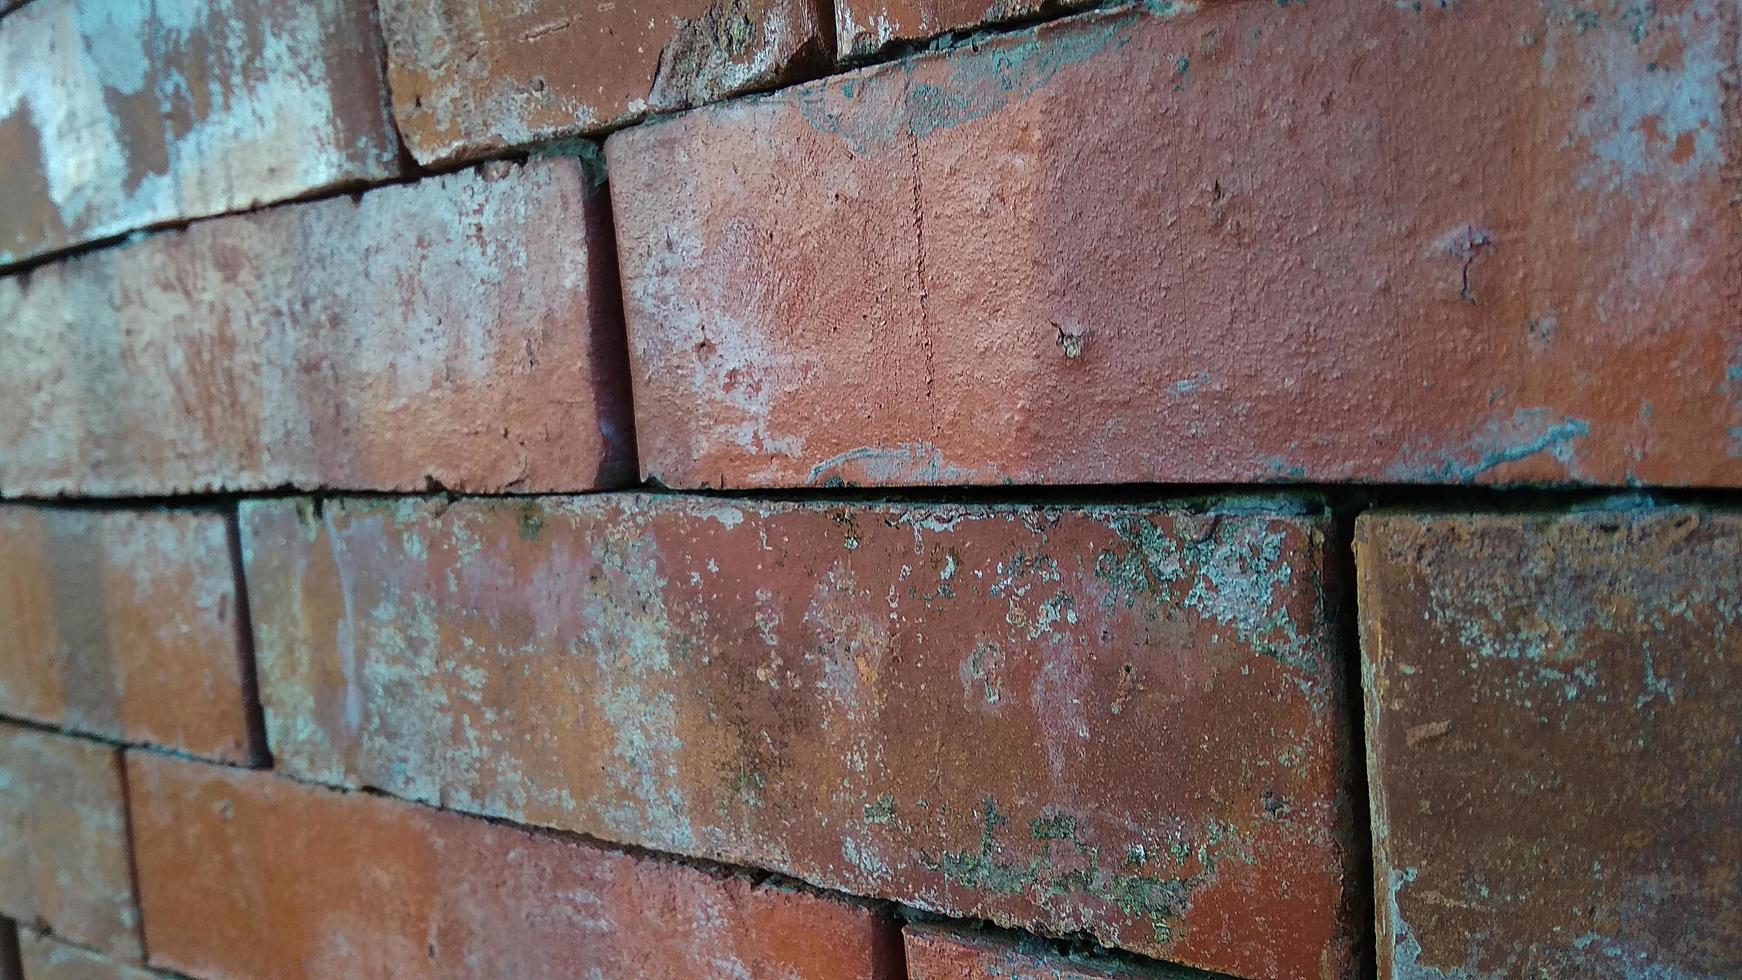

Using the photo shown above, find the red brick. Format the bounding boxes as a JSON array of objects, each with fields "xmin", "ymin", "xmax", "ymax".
[
  {"xmin": 1357, "ymin": 510, "xmax": 1742, "ymax": 978},
  {"xmin": 609, "ymin": 0, "xmax": 1741, "ymax": 491},
  {"xmin": 380, "ymin": 0, "xmax": 833, "ymax": 167},
  {"xmin": 0, "ymin": 726, "xmax": 138, "ymax": 962},
  {"xmin": 126, "ymin": 752, "xmax": 901, "ymax": 979},
  {"xmin": 0, "ymin": 507, "xmax": 255, "ymax": 763},
  {"xmin": 17, "ymin": 932, "xmax": 158, "ymax": 980},
  {"xmin": 903, "ymin": 922, "xmax": 1192, "ymax": 979},
  {"xmin": 0, "ymin": 0, "xmax": 402, "ymax": 267},
  {"xmin": 0, "ymin": 157, "xmax": 634, "ymax": 497},
  {"xmin": 242, "ymin": 494, "xmax": 1361, "ymax": 977}
]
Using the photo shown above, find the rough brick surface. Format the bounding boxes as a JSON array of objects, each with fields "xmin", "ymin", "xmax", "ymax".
[
  {"xmin": 381, "ymin": 0, "xmax": 833, "ymax": 166},
  {"xmin": 903, "ymin": 923, "xmax": 1198, "ymax": 979},
  {"xmin": 610, "ymin": 0, "xmax": 1741, "ymax": 490},
  {"xmin": 18, "ymin": 932, "xmax": 158, "ymax": 980},
  {"xmin": 835, "ymin": 0, "xmax": 1081, "ymax": 61},
  {"xmin": 1357, "ymin": 510, "xmax": 1742, "ymax": 978},
  {"xmin": 126, "ymin": 752, "xmax": 902, "ymax": 979},
  {"xmin": 0, "ymin": 727, "xmax": 138, "ymax": 962},
  {"xmin": 243, "ymin": 494, "xmax": 1360, "ymax": 977},
  {"xmin": 0, "ymin": 507, "xmax": 255, "ymax": 763},
  {"xmin": 0, "ymin": 0, "xmax": 401, "ymax": 267},
  {"xmin": 0, "ymin": 157, "xmax": 634, "ymax": 497}
]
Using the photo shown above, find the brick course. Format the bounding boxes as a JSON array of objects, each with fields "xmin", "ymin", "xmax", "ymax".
[
  {"xmin": 0, "ymin": 156, "xmax": 634, "ymax": 497},
  {"xmin": 126, "ymin": 752, "xmax": 903, "ymax": 979},
  {"xmin": 243, "ymin": 493, "xmax": 1360, "ymax": 977},
  {"xmin": 1358, "ymin": 509, "xmax": 1742, "ymax": 978},
  {"xmin": 0, "ymin": 507, "xmax": 256, "ymax": 763},
  {"xmin": 0, "ymin": 0, "xmax": 402, "ymax": 267},
  {"xmin": 0, "ymin": 726, "xmax": 139, "ymax": 962},
  {"xmin": 381, "ymin": 0, "xmax": 833, "ymax": 166},
  {"xmin": 609, "ymin": 0, "xmax": 1740, "ymax": 490}
]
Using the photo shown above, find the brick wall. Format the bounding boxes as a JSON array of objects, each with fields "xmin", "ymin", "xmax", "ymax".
[{"xmin": 1, "ymin": 1, "xmax": 1736, "ymax": 979}]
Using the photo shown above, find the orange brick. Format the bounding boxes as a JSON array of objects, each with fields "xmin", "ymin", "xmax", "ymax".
[
  {"xmin": 0, "ymin": 0, "xmax": 402, "ymax": 266},
  {"xmin": 903, "ymin": 922, "xmax": 1194, "ymax": 979},
  {"xmin": 243, "ymin": 494, "xmax": 1361, "ymax": 977},
  {"xmin": 381, "ymin": 0, "xmax": 833, "ymax": 166},
  {"xmin": 18, "ymin": 932, "xmax": 158, "ymax": 980},
  {"xmin": 0, "ymin": 726, "xmax": 138, "ymax": 962},
  {"xmin": 0, "ymin": 507, "xmax": 256, "ymax": 763},
  {"xmin": 126, "ymin": 752, "xmax": 901, "ymax": 979},
  {"xmin": 609, "ymin": 0, "xmax": 1740, "ymax": 490},
  {"xmin": 1359, "ymin": 510, "xmax": 1742, "ymax": 977},
  {"xmin": 0, "ymin": 156, "xmax": 634, "ymax": 497}
]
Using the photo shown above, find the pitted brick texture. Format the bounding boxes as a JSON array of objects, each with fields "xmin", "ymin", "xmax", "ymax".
[
  {"xmin": 380, "ymin": 0, "xmax": 833, "ymax": 166},
  {"xmin": 0, "ymin": 507, "xmax": 255, "ymax": 763},
  {"xmin": 126, "ymin": 752, "xmax": 903, "ymax": 980},
  {"xmin": 0, "ymin": 0, "xmax": 402, "ymax": 266},
  {"xmin": 1358, "ymin": 509, "xmax": 1742, "ymax": 978},
  {"xmin": 0, "ymin": 726, "xmax": 139, "ymax": 962},
  {"xmin": 0, "ymin": 157, "xmax": 635, "ymax": 497},
  {"xmin": 242, "ymin": 493, "xmax": 1361, "ymax": 977},
  {"xmin": 610, "ymin": 0, "xmax": 1741, "ymax": 491}
]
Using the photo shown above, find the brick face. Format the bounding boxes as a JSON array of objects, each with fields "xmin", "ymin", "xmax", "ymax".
[
  {"xmin": 242, "ymin": 494, "xmax": 1360, "ymax": 977},
  {"xmin": 126, "ymin": 752, "xmax": 902, "ymax": 979},
  {"xmin": 0, "ymin": 0, "xmax": 402, "ymax": 267},
  {"xmin": 609, "ymin": 0, "xmax": 1740, "ymax": 491},
  {"xmin": 1357, "ymin": 510, "xmax": 1742, "ymax": 978},
  {"xmin": 0, "ymin": 507, "xmax": 256, "ymax": 763},
  {"xmin": 0, "ymin": 156, "xmax": 634, "ymax": 497},
  {"xmin": 380, "ymin": 0, "xmax": 834, "ymax": 166},
  {"xmin": 0, "ymin": 726, "xmax": 139, "ymax": 962}
]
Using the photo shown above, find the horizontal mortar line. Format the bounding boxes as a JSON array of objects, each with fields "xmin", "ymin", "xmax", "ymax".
[
  {"xmin": 0, "ymin": 712, "xmax": 262, "ymax": 773},
  {"xmin": 4, "ymin": 482, "xmax": 1742, "ymax": 514}
]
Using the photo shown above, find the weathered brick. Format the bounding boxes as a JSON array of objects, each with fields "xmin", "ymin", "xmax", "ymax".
[
  {"xmin": 0, "ymin": 157, "xmax": 634, "ymax": 497},
  {"xmin": 0, "ymin": 726, "xmax": 138, "ymax": 962},
  {"xmin": 609, "ymin": 0, "xmax": 1741, "ymax": 490},
  {"xmin": 0, "ymin": 507, "xmax": 255, "ymax": 763},
  {"xmin": 903, "ymin": 922, "xmax": 1200, "ymax": 979},
  {"xmin": 1357, "ymin": 509, "xmax": 1742, "ymax": 978},
  {"xmin": 380, "ymin": 0, "xmax": 833, "ymax": 166},
  {"xmin": 126, "ymin": 752, "xmax": 901, "ymax": 979},
  {"xmin": 18, "ymin": 932, "xmax": 159, "ymax": 980},
  {"xmin": 835, "ymin": 0, "xmax": 1081, "ymax": 61},
  {"xmin": 0, "ymin": 0, "xmax": 402, "ymax": 267},
  {"xmin": 243, "ymin": 494, "xmax": 1360, "ymax": 977}
]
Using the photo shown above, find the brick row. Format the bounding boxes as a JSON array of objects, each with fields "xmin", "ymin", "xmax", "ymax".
[
  {"xmin": 0, "ymin": 156, "xmax": 633, "ymax": 498},
  {"xmin": 126, "ymin": 753, "xmax": 903, "ymax": 979},
  {"xmin": 608, "ymin": 0, "xmax": 1740, "ymax": 491},
  {"xmin": 0, "ymin": 725, "xmax": 138, "ymax": 962},
  {"xmin": 1358, "ymin": 508, "xmax": 1742, "ymax": 978},
  {"xmin": 0, "ymin": 0, "xmax": 402, "ymax": 267},
  {"xmin": 242, "ymin": 493, "xmax": 1361, "ymax": 978},
  {"xmin": 0, "ymin": 507, "xmax": 256, "ymax": 763},
  {"xmin": 381, "ymin": 0, "xmax": 833, "ymax": 166}
]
